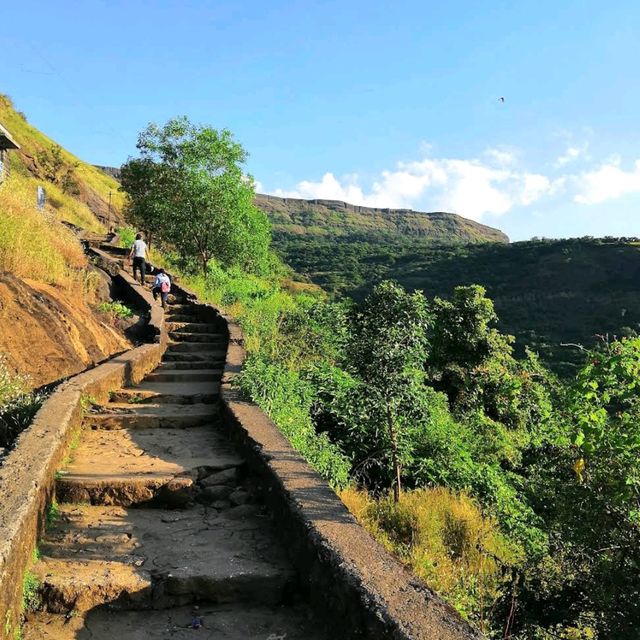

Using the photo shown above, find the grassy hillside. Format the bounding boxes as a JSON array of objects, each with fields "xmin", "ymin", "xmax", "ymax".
[
  {"xmin": 0, "ymin": 94, "xmax": 131, "ymax": 387},
  {"xmin": 276, "ymin": 236, "xmax": 640, "ymax": 374},
  {"xmin": 256, "ymin": 194, "xmax": 509, "ymax": 244},
  {"xmin": 0, "ymin": 94, "xmax": 122, "ymax": 231}
]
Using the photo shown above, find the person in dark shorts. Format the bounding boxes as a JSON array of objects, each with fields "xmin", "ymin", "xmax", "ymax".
[{"xmin": 129, "ymin": 233, "xmax": 147, "ymax": 284}]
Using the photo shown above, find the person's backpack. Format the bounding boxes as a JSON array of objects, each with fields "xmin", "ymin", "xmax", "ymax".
[{"xmin": 160, "ymin": 280, "xmax": 170, "ymax": 293}]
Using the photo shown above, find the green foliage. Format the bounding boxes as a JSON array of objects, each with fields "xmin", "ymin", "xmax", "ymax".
[
  {"xmin": 22, "ymin": 571, "xmax": 41, "ymax": 613},
  {"xmin": 46, "ymin": 499, "xmax": 60, "ymax": 529},
  {"xmin": 34, "ymin": 144, "xmax": 80, "ymax": 195},
  {"xmin": 341, "ymin": 487, "xmax": 523, "ymax": 632},
  {"xmin": 97, "ymin": 301, "xmax": 134, "ymax": 319},
  {"xmin": 274, "ymin": 235, "xmax": 640, "ymax": 375},
  {"xmin": 121, "ymin": 116, "xmax": 271, "ymax": 275},
  {"xmin": 342, "ymin": 281, "xmax": 432, "ymax": 500},
  {"xmin": 0, "ymin": 358, "xmax": 44, "ymax": 448},
  {"xmin": 116, "ymin": 225, "xmax": 136, "ymax": 249},
  {"xmin": 236, "ymin": 354, "xmax": 351, "ymax": 488}
]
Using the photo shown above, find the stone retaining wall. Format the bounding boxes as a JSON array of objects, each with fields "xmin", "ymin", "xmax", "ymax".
[{"xmin": 0, "ymin": 255, "xmax": 167, "ymax": 639}]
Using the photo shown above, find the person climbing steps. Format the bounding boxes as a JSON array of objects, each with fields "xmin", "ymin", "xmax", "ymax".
[
  {"xmin": 129, "ymin": 232, "xmax": 148, "ymax": 285},
  {"xmin": 152, "ymin": 268, "xmax": 171, "ymax": 309}
]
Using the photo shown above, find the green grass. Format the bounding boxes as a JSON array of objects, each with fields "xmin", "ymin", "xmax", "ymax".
[
  {"xmin": 116, "ymin": 225, "xmax": 136, "ymax": 249},
  {"xmin": 46, "ymin": 499, "xmax": 60, "ymax": 530},
  {"xmin": 22, "ymin": 571, "xmax": 41, "ymax": 613},
  {"xmin": 97, "ymin": 301, "xmax": 134, "ymax": 319}
]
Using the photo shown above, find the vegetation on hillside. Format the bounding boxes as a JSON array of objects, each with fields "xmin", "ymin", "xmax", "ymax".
[
  {"xmin": 0, "ymin": 93, "xmax": 117, "ymax": 293},
  {"xmin": 256, "ymin": 194, "xmax": 509, "ymax": 244},
  {"xmin": 275, "ymin": 235, "xmax": 640, "ymax": 375},
  {"xmin": 0, "ymin": 94, "xmax": 123, "ymax": 230},
  {"xmin": 121, "ymin": 117, "xmax": 640, "ymax": 639}
]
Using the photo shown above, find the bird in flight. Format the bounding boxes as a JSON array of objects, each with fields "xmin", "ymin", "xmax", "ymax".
[{"xmin": 498, "ymin": 97, "xmax": 505, "ymax": 103}]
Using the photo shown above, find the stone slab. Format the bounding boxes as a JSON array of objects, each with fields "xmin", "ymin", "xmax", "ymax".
[
  {"xmin": 56, "ymin": 426, "xmax": 243, "ymax": 505},
  {"xmin": 36, "ymin": 504, "xmax": 293, "ymax": 612},
  {"xmin": 25, "ymin": 603, "xmax": 325, "ymax": 640}
]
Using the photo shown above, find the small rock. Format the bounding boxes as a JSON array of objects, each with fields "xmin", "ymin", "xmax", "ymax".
[
  {"xmin": 198, "ymin": 485, "xmax": 233, "ymax": 504},
  {"xmin": 227, "ymin": 504, "xmax": 258, "ymax": 520},
  {"xmin": 228, "ymin": 489, "xmax": 250, "ymax": 506},
  {"xmin": 211, "ymin": 500, "xmax": 231, "ymax": 510},
  {"xmin": 200, "ymin": 468, "xmax": 238, "ymax": 487}
]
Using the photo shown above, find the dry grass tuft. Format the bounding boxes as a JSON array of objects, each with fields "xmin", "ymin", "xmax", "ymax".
[
  {"xmin": 0, "ymin": 173, "xmax": 99, "ymax": 298},
  {"xmin": 340, "ymin": 486, "xmax": 523, "ymax": 629}
]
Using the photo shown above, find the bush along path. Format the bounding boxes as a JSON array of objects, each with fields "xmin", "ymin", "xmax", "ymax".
[{"xmin": 23, "ymin": 251, "xmax": 327, "ymax": 639}]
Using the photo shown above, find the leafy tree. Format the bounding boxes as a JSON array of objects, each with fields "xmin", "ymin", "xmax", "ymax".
[
  {"xmin": 345, "ymin": 281, "xmax": 431, "ymax": 501},
  {"xmin": 35, "ymin": 144, "xmax": 79, "ymax": 194},
  {"xmin": 121, "ymin": 116, "xmax": 271, "ymax": 275}
]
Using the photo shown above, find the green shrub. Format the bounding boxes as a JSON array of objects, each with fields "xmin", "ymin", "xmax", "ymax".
[
  {"xmin": 0, "ymin": 359, "xmax": 44, "ymax": 448},
  {"xmin": 22, "ymin": 571, "xmax": 41, "ymax": 613},
  {"xmin": 97, "ymin": 301, "xmax": 134, "ymax": 319},
  {"xmin": 116, "ymin": 226, "xmax": 136, "ymax": 249},
  {"xmin": 237, "ymin": 354, "xmax": 351, "ymax": 488}
]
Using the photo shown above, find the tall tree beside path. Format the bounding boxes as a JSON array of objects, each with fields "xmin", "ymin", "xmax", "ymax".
[
  {"xmin": 346, "ymin": 280, "xmax": 431, "ymax": 502},
  {"xmin": 121, "ymin": 116, "xmax": 271, "ymax": 275}
]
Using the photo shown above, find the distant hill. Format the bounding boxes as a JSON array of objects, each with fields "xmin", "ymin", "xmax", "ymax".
[
  {"xmin": 275, "ymin": 235, "xmax": 640, "ymax": 375},
  {"xmin": 255, "ymin": 194, "xmax": 509, "ymax": 244}
]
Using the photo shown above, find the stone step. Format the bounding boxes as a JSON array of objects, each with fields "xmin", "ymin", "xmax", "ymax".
[
  {"xmin": 34, "ymin": 504, "xmax": 296, "ymax": 613},
  {"xmin": 163, "ymin": 351, "xmax": 225, "ymax": 363},
  {"xmin": 25, "ymin": 604, "xmax": 325, "ymax": 639},
  {"xmin": 158, "ymin": 360, "xmax": 223, "ymax": 371},
  {"xmin": 167, "ymin": 341, "xmax": 226, "ymax": 354},
  {"xmin": 166, "ymin": 304, "xmax": 199, "ymax": 316},
  {"xmin": 168, "ymin": 331, "xmax": 226, "ymax": 343},
  {"xmin": 145, "ymin": 369, "xmax": 223, "ymax": 383},
  {"xmin": 84, "ymin": 403, "xmax": 218, "ymax": 429},
  {"xmin": 56, "ymin": 426, "xmax": 243, "ymax": 506},
  {"xmin": 110, "ymin": 381, "xmax": 220, "ymax": 405},
  {"xmin": 166, "ymin": 313, "xmax": 202, "ymax": 323},
  {"xmin": 166, "ymin": 321, "xmax": 220, "ymax": 333}
]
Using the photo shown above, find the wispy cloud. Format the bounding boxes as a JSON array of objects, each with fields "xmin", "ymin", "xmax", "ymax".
[
  {"xmin": 269, "ymin": 142, "xmax": 640, "ymax": 221},
  {"xmin": 574, "ymin": 157, "xmax": 640, "ymax": 204},
  {"xmin": 273, "ymin": 148, "xmax": 555, "ymax": 221},
  {"xmin": 554, "ymin": 143, "xmax": 588, "ymax": 168}
]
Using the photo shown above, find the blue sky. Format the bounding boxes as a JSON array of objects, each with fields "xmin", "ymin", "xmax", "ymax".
[{"xmin": 2, "ymin": 0, "xmax": 640, "ymax": 240}]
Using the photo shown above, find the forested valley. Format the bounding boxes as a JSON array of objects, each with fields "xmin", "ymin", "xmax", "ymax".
[{"xmin": 116, "ymin": 117, "xmax": 640, "ymax": 639}]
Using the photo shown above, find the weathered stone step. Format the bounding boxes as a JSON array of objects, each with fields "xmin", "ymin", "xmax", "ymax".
[
  {"xmin": 145, "ymin": 369, "xmax": 223, "ymax": 383},
  {"xmin": 111, "ymin": 381, "xmax": 220, "ymax": 405},
  {"xmin": 166, "ymin": 313, "xmax": 201, "ymax": 323},
  {"xmin": 84, "ymin": 403, "xmax": 218, "ymax": 429},
  {"xmin": 25, "ymin": 603, "xmax": 325, "ymax": 639},
  {"xmin": 167, "ymin": 341, "xmax": 227, "ymax": 354},
  {"xmin": 163, "ymin": 351, "xmax": 225, "ymax": 363},
  {"xmin": 166, "ymin": 321, "xmax": 219, "ymax": 333},
  {"xmin": 158, "ymin": 360, "xmax": 222, "ymax": 370},
  {"xmin": 168, "ymin": 331, "xmax": 226, "ymax": 343},
  {"xmin": 166, "ymin": 304, "xmax": 199, "ymax": 316},
  {"xmin": 34, "ymin": 504, "xmax": 296, "ymax": 614},
  {"xmin": 56, "ymin": 426, "xmax": 243, "ymax": 506}
]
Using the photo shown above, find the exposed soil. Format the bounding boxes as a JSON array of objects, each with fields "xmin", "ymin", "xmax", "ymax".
[{"xmin": 0, "ymin": 274, "xmax": 131, "ymax": 388}]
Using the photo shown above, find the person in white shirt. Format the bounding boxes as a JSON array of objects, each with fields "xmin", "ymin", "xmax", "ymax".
[
  {"xmin": 152, "ymin": 268, "xmax": 171, "ymax": 309},
  {"xmin": 129, "ymin": 233, "xmax": 148, "ymax": 284}
]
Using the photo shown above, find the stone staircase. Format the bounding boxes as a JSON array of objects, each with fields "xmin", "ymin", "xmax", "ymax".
[{"xmin": 24, "ymin": 291, "xmax": 327, "ymax": 638}]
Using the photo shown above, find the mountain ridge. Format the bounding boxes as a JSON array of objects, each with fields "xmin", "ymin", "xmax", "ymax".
[{"xmin": 255, "ymin": 193, "xmax": 509, "ymax": 244}]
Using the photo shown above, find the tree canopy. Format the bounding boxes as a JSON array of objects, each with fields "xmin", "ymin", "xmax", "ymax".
[{"xmin": 121, "ymin": 116, "xmax": 271, "ymax": 275}]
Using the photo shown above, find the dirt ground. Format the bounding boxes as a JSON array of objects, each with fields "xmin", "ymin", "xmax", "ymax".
[{"xmin": 0, "ymin": 274, "xmax": 131, "ymax": 388}]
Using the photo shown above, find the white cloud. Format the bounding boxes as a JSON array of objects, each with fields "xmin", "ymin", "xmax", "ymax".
[
  {"xmin": 272, "ymin": 149, "xmax": 554, "ymax": 221},
  {"xmin": 574, "ymin": 158, "xmax": 640, "ymax": 204},
  {"xmin": 554, "ymin": 143, "xmax": 588, "ymax": 168}
]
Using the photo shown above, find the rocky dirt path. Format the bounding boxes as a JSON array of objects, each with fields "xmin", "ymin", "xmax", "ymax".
[{"xmin": 24, "ymin": 285, "xmax": 327, "ymax": 639}]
